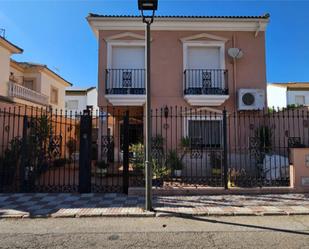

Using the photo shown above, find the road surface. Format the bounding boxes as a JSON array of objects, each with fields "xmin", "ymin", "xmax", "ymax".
[{"xmin": 0, "ymin": 216, "xmax": 308, "ymax": 248}]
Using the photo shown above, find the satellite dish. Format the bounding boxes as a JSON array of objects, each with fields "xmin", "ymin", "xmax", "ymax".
[{"xmin": 228, "ymin": 48, "xmax": 243, "ymax": 59}]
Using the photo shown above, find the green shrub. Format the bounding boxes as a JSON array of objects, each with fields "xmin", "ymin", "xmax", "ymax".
[
  {"xmin": 129, "ymin": 143, "xmax": 145, "ymax": 172},
  {"xmin": 167, "ymin": 150, "xmax": 183, "ymax": 171}
]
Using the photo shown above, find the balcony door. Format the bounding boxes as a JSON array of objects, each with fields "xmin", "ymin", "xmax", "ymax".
[
  {"xmin": 186, "ymin": 46, "xmax": 224, "ymax": 91},
  {"xmin": 109, "ymin": 46, "xmax": 145, "ymax": 91}
]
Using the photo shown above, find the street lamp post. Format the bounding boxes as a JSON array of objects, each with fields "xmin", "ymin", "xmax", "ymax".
[{"xmin": 138, "ymin": 0, "xmax": 158, "ymax": 211}]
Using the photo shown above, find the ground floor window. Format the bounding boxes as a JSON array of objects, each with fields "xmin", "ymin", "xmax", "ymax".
[{"xmin": 188, "ymin": 119, "xmax": 222, "ymax": 148}]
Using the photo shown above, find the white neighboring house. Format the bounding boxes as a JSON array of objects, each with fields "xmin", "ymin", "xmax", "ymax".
[
  {"xmin": 267, "ymin": 82, "xmax": 309, "ymax": 109},
  {"xmin": 65, "ymin": 87, "xmax": 99, "ymax": 113}
]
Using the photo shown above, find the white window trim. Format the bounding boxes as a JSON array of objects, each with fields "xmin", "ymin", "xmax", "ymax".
[{"xmin": 106, "ymin": 40, "xmax": 146, "ymax": 69}]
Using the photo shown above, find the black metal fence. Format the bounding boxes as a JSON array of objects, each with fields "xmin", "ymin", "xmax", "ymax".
[
  {"xmin": 0, "ymin": 106, "xmax": 144, "ymax": 193},
  {"xmin": 150, "ymin": 106, "xmax": 308, "ymax": 188},
  {"xmin": 0, "ymin": 105, "xmax": 307, "ymax": 193}
]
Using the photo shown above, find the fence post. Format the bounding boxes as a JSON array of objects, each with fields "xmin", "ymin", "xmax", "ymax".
[
  {"xmin": 122, "ymin": 111, "xmax": 129, "ymax": 194},
  {"xmin": 78, "ymin": 109, "xmax": 92, "ymax": 193},
  {"xmin": 20, "ymin": 115, "xmax": 28, "ymax": 192},
  {"xmin": 223, "ymin": 108, "xmax": 228, "ymax": 189}
]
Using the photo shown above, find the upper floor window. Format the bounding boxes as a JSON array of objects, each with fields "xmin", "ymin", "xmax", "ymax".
[
  {"xmin": 23, "ymin": 79, "xmax": 35, "ymax": 91},
  {"xmin": 66, "ymin": 100, "xmax": 79, "ymax": 110},
  {"xmin": 183, "ymin": 41, "xmax": 227, "ymax": 95},
  {"xmin": 187, "ymin": 46, "xmax": 221, "ymax": 70},
  {"xmin": 295, "ymin": 95, "xmax": 305, "ymax": 106},
  {"xmin": 183, "ymin": 41, "xmax": 225, "ymax": 70},
  {"xmin": 50, "ymin": 86, "xmax": 59, "ymax": 105},
  {"xmin": 109, "ymin": 45, "xmax": 145, "ymax": 69},
  {"xmin": 106, "ymin": 42, "xmax": 146, "ymax": 94}
]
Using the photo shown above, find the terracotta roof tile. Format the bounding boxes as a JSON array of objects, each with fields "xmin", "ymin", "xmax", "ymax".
[{"xmin": 88, "ymin": 13, "xmax": 270, "ymax": 19}]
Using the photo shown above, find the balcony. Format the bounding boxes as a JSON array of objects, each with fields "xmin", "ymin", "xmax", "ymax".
[
  {"xmin": 105, "ymin": 69, "xmax": 146, "ymax": 106},
  {"xmin": 9, "ymin": 81, "xmax": 49, "ymax": 106},
  {"xmin": 184, "ymin": 69, "xmax": 229, "ymax": 106}
]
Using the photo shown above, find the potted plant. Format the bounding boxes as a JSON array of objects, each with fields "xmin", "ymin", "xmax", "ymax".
[
  {"xmin": 228, "ymin": 168, "xmax": 248, "ymax": 187},
  {"xmin": 96, "ymin": 160, "xmax": 108, "ymax": 176},
  {"xmin": 152, "ymin": 158, "xmax": 170, "ymax": 187},
  {"xmin": 167, "ymin": 150, "xmax": 183, "ymax": 177},
  {"xmin": 210, "ymin": 151, "xmax": 222, "ymax": 175}
]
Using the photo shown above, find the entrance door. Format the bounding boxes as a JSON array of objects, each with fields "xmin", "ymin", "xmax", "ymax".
[{"xmin": 120, "ymin": 123, "xmax": 143, "ymax": 150}]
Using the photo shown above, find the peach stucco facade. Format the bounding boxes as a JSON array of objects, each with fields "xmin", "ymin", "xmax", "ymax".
[
  {"xmin": 290, "ymin": 148, "xmax": 309, "ymax": 192},
  {"xmin": 88, "ymin": 14, "xmax": 270, "ymax": 163},
  {"xmin": 94, "ymin": 25, "xmax": 267, "ymax": 112}
]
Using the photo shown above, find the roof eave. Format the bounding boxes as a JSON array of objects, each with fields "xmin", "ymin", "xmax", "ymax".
[
  {"xmin": 0, "ymin": 37, "xmax": 23, "ymax": 54},
  {"xmin": 87, "ymin": 15, "xmax": 269, "ymax": 37}
]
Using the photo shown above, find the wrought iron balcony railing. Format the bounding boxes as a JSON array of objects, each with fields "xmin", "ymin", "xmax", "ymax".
[
  {"xmin": 9, "ymin": 81, "xmax": 49, "ymax": 105},
  {"xmin": 105, "ymin": 69, "xmax": 146, "ymax": 95},
  {"xmin": 184, "ymin": 69, "xmax": 228, "ymax": 95}
]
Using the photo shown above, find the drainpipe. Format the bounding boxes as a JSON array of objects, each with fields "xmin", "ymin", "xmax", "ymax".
[{"xmin": 232, "ymin": 34, "xmax": 239, "ymax": 145}]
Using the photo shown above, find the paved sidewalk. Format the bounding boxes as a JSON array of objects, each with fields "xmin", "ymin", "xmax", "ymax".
[{"xmin": 0, "ymin": 193, "xmax": 308, "ymax": 218}]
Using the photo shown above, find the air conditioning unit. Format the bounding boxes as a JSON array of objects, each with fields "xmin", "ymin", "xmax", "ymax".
[{"xmin": 238, "ymin": 88, "xmax": 265, "ymax": 110}]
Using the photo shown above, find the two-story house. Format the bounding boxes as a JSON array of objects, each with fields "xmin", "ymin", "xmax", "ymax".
[
  {"xmin": 87, "ymin": 14, "xmax": 269, "ymax": 162},
  {"xmin": 0, "ymin": 34, "xmax": 23, "ymax": 104},
  {"xmin": 0, "ymin": 34, "xmax": 72, "ymax": 110}
]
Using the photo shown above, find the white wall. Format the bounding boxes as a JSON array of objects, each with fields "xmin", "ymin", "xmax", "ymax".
[
  {"xmin": 65, "ymin": 88, "xmax": 98, "ymax": 114},
  {"xmin": 86, "ymin": 88, "xmax": 99, "ymax": 112},
  {"xmin": 287, "ymin": 90, "xmax": 309, "ymax": 106},
  {"xmin": 0, "ymin": 46, "xmax": 11, "ymax": 96},
  {"xmin": 267, "ymin": 84, "xmax": 287, "ymax": 109},
  {"xmin": 65, "ymin": 94, "xmax": 87, "ymax": 114}
]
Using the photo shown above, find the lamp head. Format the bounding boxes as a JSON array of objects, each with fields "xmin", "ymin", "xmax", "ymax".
[{"xmin": 138, "ymin": 0, "xmax": 158, "ymax": 11}]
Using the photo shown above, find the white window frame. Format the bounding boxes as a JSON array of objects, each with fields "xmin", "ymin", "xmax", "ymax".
[
  {"xmin": 184, "ymin": 115, "xmax": 223, "ymax": 148},
  {"xmin": 106, "ymin": 40, "xmax": 146, "ymax": 69}
]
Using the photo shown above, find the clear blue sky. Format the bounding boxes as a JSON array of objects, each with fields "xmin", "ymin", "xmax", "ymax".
[{"xmin": 0, "ymin": 0, "xmax": 308, "ymax": 87}]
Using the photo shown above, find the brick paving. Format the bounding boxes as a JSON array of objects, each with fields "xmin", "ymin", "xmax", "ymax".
[{"xmin": 0, "ymin": 193, "xmax": 308, "ymax": 218}]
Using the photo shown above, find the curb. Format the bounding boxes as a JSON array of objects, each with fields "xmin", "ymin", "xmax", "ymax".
[{"xmin": 1, "ymin": 210, "xmax": 309, "ymax": 219}]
